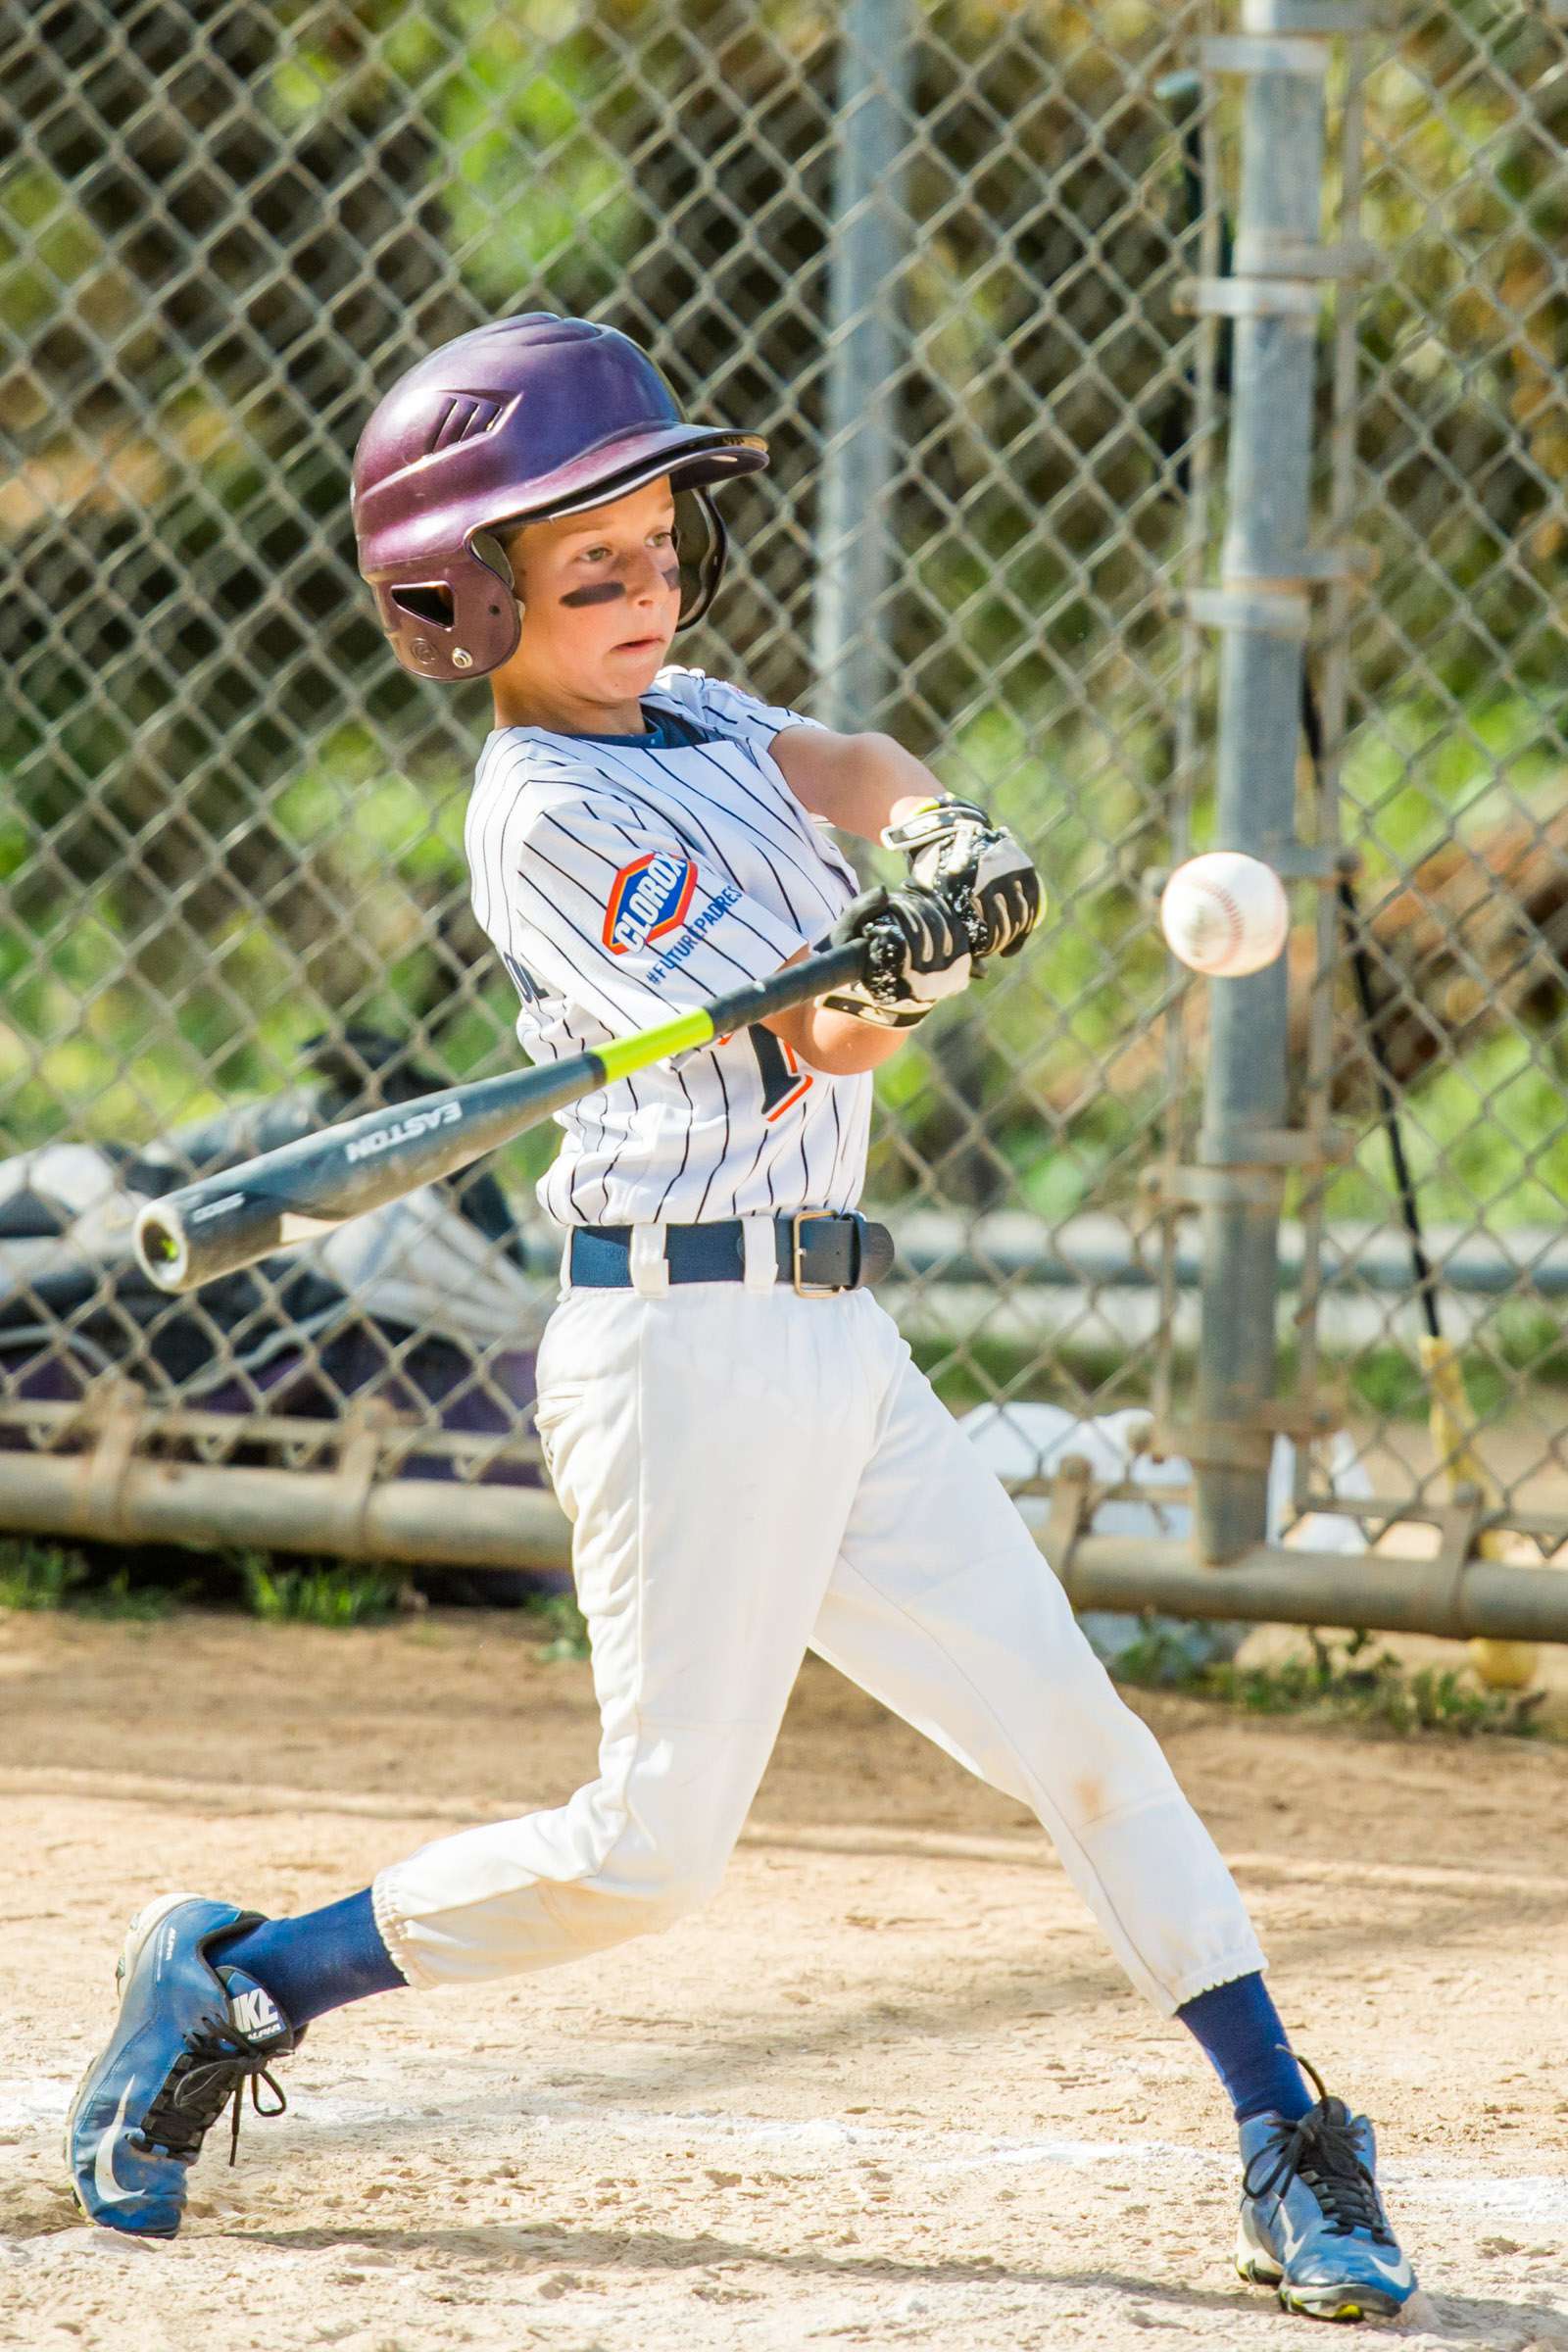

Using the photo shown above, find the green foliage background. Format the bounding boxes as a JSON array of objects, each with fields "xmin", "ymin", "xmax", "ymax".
[{"xmin": 3, "ymin": 0, "xmax": 1564, "ymax": 1336}]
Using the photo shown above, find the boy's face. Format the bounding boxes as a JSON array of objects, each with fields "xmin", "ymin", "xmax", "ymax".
[{"xmin": 499, "ymin": 476, "xmax": 681, "ymax": 720}]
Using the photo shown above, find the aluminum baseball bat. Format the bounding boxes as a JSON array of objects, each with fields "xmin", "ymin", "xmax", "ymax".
[{"xmin": 134, "ymin": 937, "xmax": 871, "ymax": 1293}]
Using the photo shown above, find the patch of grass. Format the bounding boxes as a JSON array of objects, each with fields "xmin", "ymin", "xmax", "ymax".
[
  {"xmin": 908, "ymin": 1330, "xmax": 1153, "ymax": 1418},
  {"xmin": 0, "ymin": 1538, "xmax": 178, "ymax": 1619},
  {"xmin": 1106, "ymin": 1618, "xmax": 1233, "ymax": 1689},
  {"xmin": 1118, "ymin": 1621, "xmax": 1545, "ymax": 1739},
  {"xmin": 0, "ymin": 1540, "xmax": 87, "ymax": 1610},
  {"xmin": 518, "ymin": 1588, "xmax": 591, "ymax": 1661},
  {"xmin": 234, "ymin": 1551, "xmax": 402, "ymax": 1628},
  {"xmin": 74, "ymin": 1567, "xmax": 180, "ymax": 1621}
]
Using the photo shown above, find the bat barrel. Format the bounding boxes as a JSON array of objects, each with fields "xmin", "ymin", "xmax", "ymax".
[{"xmin": 133, "ymin": 1054, "xmax": 608, "ymax": 1294}]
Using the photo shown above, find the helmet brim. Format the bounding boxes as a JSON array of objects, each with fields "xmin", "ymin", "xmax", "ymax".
[{"xmin": 489, "ymin": 422, "xmax": 767, "ymax": 532}]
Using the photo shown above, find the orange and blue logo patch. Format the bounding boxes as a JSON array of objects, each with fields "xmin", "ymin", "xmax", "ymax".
[{"xmin": 604, "ymin": 852, "xmax": 699, "ymax": 956}]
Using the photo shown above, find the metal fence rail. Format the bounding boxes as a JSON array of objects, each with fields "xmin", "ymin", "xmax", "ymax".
[{"xmin": 3, "ymin": 1, "xmax": 1567, "ymax": 1614}]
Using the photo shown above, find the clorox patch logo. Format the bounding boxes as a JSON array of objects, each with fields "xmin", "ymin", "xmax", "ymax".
[{"xmin": 604, "ymin": 852, "xmax": 698, "ymax": 956}]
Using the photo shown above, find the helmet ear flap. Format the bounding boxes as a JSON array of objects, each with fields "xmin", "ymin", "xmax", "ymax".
[
  {"xmin": 375, "ymin": 537, "xmax": 522, "ymax": 680},
  {"xmin": 389, "ymin": 582, "xmax": 456, "ymax": 628},
  {"xmin": 672, "ymin": 487, "xmax": 728, "ymax": 628}
]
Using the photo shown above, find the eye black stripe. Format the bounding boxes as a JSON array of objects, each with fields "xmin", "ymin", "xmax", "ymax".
[{"xmin": 559, "ymin": 581, "xmax": 627, "ymax": 608}]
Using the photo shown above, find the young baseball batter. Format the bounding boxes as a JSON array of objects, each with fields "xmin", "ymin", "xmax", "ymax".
[{"xmin": 68, "ymin": 315, "xmax": 1414, "ymax": 2321}]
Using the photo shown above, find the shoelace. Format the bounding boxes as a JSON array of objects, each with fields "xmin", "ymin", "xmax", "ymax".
[
  {"xmin": 1241, "ymin": 2052, "xmax": 1393, "ymax": 2243},
  {"xmin": 135, "ymin": 2011, "xmax": 291, "ymax": 2168}
]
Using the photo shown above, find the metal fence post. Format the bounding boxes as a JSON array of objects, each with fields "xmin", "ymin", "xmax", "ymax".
[
  {"xmin": 810, "ymin": 0, "xmax": 915, "ymax": 734},
  {"xmin": 1187, "ymin": 16, "xmax": 1353, "ymax": 1562}
]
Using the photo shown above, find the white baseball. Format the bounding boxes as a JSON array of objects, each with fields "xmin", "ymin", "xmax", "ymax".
[{"xmin": 1159, "ymin": 852, "xmax": 1289, "ymax": 977}]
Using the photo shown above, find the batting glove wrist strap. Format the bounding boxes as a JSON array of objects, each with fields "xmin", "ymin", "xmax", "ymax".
[
  {"xmin": 818, "ymin": 884, "xmax": 973, "ymax": 1028},
  {"xmin": 880, "ymin": 794, "xmax": 1044, "ymax": 960}
]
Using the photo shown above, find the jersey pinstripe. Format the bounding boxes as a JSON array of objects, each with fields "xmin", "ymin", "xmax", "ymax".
[{"xmin": 465, "ymin": 664, "xmax": 871, "ymax": 1228}]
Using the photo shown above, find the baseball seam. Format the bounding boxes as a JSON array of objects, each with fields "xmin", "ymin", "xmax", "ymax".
[
  {"xmin": 1208, "ymin": 885, "xmax": 1244, "ymax": 952},
  {"xmin": 1180, "ymin": 882, "xmax": 1247, "ymax": 964}
]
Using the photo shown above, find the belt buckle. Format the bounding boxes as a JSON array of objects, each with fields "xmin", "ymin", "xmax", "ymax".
[{"xmin": 791, "ymin": 1209, "xmax": 842, "ymax": 1298}]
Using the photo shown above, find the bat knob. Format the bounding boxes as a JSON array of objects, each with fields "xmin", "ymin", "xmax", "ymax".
[
  {"xmin": 858, "ymin": 919, "xmax": 896, "ymax": 991},
  {"xmin": 134, "ymin": 1201, "xmax": 191, "ymax": 1292},
  {"xmin": 941, "ymin": 884, "xmax": 988, "ymax": 963}
]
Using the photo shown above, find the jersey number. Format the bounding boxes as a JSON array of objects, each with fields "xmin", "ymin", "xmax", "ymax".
[
  {"xmin": 500, "ymin": 950, "xmax": 544, "ymax": 1007},
  {"xmin": 747, "ymin": 1024, "xmax": 812, "ymax": 1122}
]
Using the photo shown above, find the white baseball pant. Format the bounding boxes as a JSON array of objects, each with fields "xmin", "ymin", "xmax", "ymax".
[{"xmin": 372, "ymin": 1265, "xmax": 1265, "ymax": 2012}]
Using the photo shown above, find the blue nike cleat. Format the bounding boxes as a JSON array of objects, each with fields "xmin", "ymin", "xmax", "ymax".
[
  {"xmin": 1236, "ymin": 2058, "xmax": 1416, "ymax": 2323},
  {"xmin": 66, "ymin": 1891, "xmax": 300, "ymax": 2237}
]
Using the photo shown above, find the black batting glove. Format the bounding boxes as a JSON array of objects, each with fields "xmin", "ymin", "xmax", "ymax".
[
  {"xmin": 817, "ymin": 883, "xmax": 973, "ymax": 1029},
  {"xmin": 881, "ymin": 795, "xmax": 1044, "ymax": 958}
]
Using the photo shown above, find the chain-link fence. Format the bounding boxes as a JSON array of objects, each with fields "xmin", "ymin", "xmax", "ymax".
[
  {"xmin": 1287, "ymin": 2, "xmax": 1568, "ymax": 1572},
  {"xmin": 2, "ymin": 1, "xmax": 1566, "ymax": 1595}
]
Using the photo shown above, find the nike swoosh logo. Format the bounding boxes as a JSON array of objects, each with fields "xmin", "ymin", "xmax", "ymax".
[{"xmin": 92, "ymin": 2082, "xmax": 140, "ymax": 2206}]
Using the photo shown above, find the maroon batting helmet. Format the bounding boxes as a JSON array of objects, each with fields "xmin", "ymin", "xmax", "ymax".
[{"xmin": 351, "ymin": 315, "xmax": 768, "ymax": 683}]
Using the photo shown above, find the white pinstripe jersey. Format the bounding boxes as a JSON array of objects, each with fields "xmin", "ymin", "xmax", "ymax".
[{"xmin": 465, "ymin": 663, "xmax": 870, "ymax": 1228}]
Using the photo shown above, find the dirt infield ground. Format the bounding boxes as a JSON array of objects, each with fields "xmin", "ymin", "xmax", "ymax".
[{"xmin": 5, "ymin": 1606, "xmax": 1568, "ymax": 2352}]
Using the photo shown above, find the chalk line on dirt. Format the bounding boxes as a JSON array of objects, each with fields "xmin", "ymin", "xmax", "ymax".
[{"xmin": 9, "ymin": 2075, "xmax": 1567, "ymax": 2231}]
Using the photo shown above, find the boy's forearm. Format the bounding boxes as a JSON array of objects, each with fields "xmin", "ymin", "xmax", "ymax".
[
  {"xmin": 760, "ymin": 947, "xmax": 911, "ymax": 1073},
  {"xmin": 763, "ymin": 997, "xmax": 909, "ymax": 1075},
  {"xmin": 771, "ymin": 727, "xmax": 941, "ymax": 843},
  {"xmin": 838, "ymin": 735, "xmax": 940, "ymax": 840}
]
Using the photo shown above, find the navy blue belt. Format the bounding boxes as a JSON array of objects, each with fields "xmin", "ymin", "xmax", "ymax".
[{"xmin": 568, "ymin": 1211, "xmax": 894, "ymax": 1297}]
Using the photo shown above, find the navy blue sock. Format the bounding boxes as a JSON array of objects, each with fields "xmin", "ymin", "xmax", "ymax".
[
  {"xmin": 1177, "ymin": 1972, "xmax": 1314, "ymax": 2125},
  {"xmin": 213, "ymin": 1889, "xmax": 406, "ymax": 2031}
]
